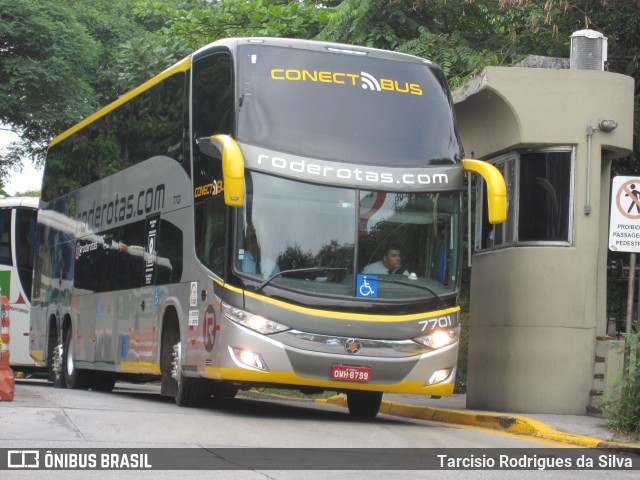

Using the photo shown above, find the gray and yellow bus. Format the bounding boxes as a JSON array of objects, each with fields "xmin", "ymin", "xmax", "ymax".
[{"xmin": 30, "ymin": 38, "xmax": 505, "ymax": 417}]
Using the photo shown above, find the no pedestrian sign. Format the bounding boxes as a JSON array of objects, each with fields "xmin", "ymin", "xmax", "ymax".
[{"xmin": 609, "ymin": 176, "xmax": 640, "ymax": 252}]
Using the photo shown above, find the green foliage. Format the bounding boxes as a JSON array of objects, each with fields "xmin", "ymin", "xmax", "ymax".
[
  {"xmin": 2, "ymin": 0, "xmax": 639, "ymax": 181},
  {"xmin": 10, "ymin": 189, "xmax": 40, "ymax": 198},
  {"xmin": 398, "ymin": 29, "xmax": 499, "ymax": 88},
  {"xmin": 0, "ymin": 0, "xmax": 150, "ymax": 170},
  {"xmin": 601, "ymin": 331, "xmax": 640, "ymax": 438},
  {"xmin": 115, "ymin": 0, "xmax": 329, "ymax": 88},
  {"xmin": 0, "ymin": 0, "xmax": 101, "ymax": 167},
  {"xmin": 318, "ymin": 0, "xmax": 418, "ymax": 49}
]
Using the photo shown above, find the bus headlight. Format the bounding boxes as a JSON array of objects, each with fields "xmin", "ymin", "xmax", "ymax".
[
  {"xmin": 222, "ymin": 304, "xmax": 290, "ymax": 335},
  {"xmin": 413, "ymin": 324, "xmax": 461, "ymax": 350},
  {"xmin": 231, "ymin": 347, "xmax": 268, "ymax": 371},
  {"xmin": 427, "ymin": 368, "xmax": 453, "ymax": 385}
]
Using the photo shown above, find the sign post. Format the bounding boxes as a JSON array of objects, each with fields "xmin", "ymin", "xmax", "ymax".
[{"xmin": 609, "ymin": 176, "xmax": 640, "ymax": 384}]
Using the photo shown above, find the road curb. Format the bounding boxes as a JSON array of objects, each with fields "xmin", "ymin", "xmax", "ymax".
[{"xmin": 318, "ymin": 395, "xmax": 640, "ymax": 450}]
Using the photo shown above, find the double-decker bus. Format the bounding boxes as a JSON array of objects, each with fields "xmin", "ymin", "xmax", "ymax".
[
  {"xmin": 30, "ymin": 38, "xmax": 505, "ymax": 417},
  {"xmin": 0, "ymin": 196, "xmax": 39, "ymax": 371}
]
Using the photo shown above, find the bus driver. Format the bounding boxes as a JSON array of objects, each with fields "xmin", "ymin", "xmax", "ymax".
[{"xmin": 363, "ymin": 244, "xmax": 409, "ymax": 275}]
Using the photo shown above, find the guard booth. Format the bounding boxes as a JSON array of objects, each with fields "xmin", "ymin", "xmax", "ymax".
[{"xmin": 453, "ymin": 35, "xmax": 634, "ymax": 414}]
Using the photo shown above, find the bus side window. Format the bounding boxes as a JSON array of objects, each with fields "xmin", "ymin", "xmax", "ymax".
[
  {"xmin": 192, "ymin": 52, "xmax": 232, "ymax": 278},
  {"xmin": 0, "ymin": 209, "xmax": 12, "ymax": 265},
  {"xmin": 195, "ymin": 197, "xmax": 226, "ymax": 277},
  {"xmin": 15, "ymin": 208, "xmax": 37, "ymax": 301},
  {"xmin": 192, "ymin": 52, "xmax": 233, "ymax": 193},
  {"xmin": 191, "ymin": 52, "xmax": 233, "ymax": 142}
]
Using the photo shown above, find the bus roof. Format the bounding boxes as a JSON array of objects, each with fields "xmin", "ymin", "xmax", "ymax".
[
  {"xmin": 48, "ymin": 37, "xmax": 438, "ymax": 151},
  {"xmin": 193, "ymin": 37, "xmax": 434, "ymax": 65},
  {"xmin": 0, "ymin": 196, "xmax": 40, "ymax": 209}
]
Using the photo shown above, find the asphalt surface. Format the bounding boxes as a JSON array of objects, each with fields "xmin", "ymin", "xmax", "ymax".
[
  {"xmin": 317, "ymin": 393, "xmax": 640, "ymax": 449},
  {"xmin": 9, "ymin": 375, "xmax": 640, "ymax": 450}
]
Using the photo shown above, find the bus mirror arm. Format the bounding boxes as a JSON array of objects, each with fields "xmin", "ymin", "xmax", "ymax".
[
  {"xmin": 462, "ymin": 159, "xmax": 507, "ymax": 224},
  {"xmin": 197, "ymin": 136, "xmax": 221, "ymax": 159},
  {"xmin": 198, "ymin": 135, "xmax": 245, "ymax": 207}
]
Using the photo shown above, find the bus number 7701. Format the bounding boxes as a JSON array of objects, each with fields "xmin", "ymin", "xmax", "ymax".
[{"xmin": 418, "ymin": 316, "xmax": 455, "ymax": 332}]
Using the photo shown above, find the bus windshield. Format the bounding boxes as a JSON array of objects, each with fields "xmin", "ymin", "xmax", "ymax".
[
  {"xmin": 235, "ymin": 172, "xmax": 460, "ymax": 300},
  {"xmin": 236, "ymin": 44, "xmax": 460, "ymax": 166}
]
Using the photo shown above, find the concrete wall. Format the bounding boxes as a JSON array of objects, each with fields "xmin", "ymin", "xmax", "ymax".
[{"xmin": 453, "ymin": 66, "xmax": 634, "ymax": 414}]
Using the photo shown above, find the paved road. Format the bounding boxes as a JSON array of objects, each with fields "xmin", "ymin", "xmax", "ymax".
[
  {"xmin": 0, "ymin": 380, "xmax": 637, "ymax": 479},
  {"xmin": 3, "ymin": 380, "xmax": 559, "ymax": 448}
]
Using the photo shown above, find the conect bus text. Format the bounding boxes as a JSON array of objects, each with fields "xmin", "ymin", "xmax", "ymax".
[{"xmin": 76, "ymin": 184, "xmax": 165, "ymax": 234}]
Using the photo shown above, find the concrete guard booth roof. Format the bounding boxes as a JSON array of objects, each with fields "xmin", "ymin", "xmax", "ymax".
[{"xmin": 452, "ymin": 61, "xmax": 634, "ymax": 414}]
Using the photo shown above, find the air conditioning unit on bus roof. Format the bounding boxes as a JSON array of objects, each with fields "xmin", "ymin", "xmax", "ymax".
[{"xmin": 570, "ymin": 29, "xmax": 607, "ymax": 71}]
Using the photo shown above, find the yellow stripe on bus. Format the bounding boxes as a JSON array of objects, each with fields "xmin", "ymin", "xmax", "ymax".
[
  {"xmin": 30, "ymin": 350, "xmax": 45, "ymax": 363},
  {"xmin": 120, "ymin": 362, "xmax": 162, "ymax": 375},
  {"xmin": 217, "ymin": 278, "xmax": 460, "ymax": 322}
]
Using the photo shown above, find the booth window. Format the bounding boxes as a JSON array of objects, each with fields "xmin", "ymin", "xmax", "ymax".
[{"xmin": 475, "ymin": 148, "xmax": 574, "ymax": 250}]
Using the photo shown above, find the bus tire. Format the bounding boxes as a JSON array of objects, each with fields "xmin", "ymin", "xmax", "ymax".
[
  {"xmin": 160, "ymin": 313, "xmax": 211, "ymax": 407},
  {"xmin": 347, "ymin": 391, "xmax": 383, "ymax": 419},
  {"xmin": 92, "ymin": 372, "xmax": 116, "ymax": 392},
  {"xmin": 173, "ymin": 340, "xmax": 212, "ymax": 407},
  {"xmin": 212, "ymin": 383, "xmax": 238, "ymax": 399},
  {"xmin": 48, "ymin": 326, "xmax": 65, "ymax": 388},
  {"xmin": 62, "ymin": 325, "xmax": 92, "ymax": 390},
  {"xmin": 160, "ymin": 319, "xmax": 179, "ymax": 398}
]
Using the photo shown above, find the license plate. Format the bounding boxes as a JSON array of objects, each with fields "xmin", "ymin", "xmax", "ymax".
[{"xmin": 331, "ymin": 365, "xmax": 371, "ymax": 383}]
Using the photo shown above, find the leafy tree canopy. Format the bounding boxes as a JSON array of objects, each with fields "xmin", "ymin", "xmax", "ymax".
[
  {"xmin": 0, "ymin": 0, "xmax": 153, "ymax": 173},
  {"xmin": 0, "ymin": 0, "xmax": 638, "ymax": 182},
  {"xmin": 0, "ymin": 0, "xmax": 100, "ymax": 173}
]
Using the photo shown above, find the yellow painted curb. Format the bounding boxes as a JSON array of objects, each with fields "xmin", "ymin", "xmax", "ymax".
[{"xmin": 318, "ymin": 395, "xmax": 640, "ymax": 450}]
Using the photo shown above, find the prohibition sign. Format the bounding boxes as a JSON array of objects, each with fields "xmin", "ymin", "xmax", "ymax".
[{"xmin": 615, "ymin": 179, "xmax": 640, "ymax": 220}]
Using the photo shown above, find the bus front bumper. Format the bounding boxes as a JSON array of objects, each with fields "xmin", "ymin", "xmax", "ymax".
[{"xmin": 202, "ymin": 316, "xmax": 458, "ymax": 396}]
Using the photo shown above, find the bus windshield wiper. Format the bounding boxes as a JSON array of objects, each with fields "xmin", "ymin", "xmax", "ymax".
[
  {"xmin": 255, "ymin": 267, "xmax": 347, "ymax": 292},
  {"xmin": 372, "ymin": 277, "xmax": 447, "ymax": 308}
]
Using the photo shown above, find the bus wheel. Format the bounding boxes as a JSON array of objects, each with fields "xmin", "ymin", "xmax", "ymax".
[
  {"xmin": 49, "ymin": 336, "xmax": 65, "ymax": 388},
  {"xmin": 92, "ymin": 373, "xmax": 116, "ymax": 392},
  {"xmin": 161, "ymin": 322, "xmax": 210, "ymax": 407},
  {"xmin": 62, "ymin": 326, "xmax": 92, "ymax": 390},
  {"xmin": 347, "ymin": 391, "xmax": 383, "ymax": 419},
  {"xmin": 212, "ymin": 383, "xmax": 238, "ymax": 399}
]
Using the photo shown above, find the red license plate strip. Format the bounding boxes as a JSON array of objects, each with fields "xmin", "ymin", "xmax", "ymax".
[{"xmin": 331, "ymin": 365, "xmax": 371, "ymax": 383}]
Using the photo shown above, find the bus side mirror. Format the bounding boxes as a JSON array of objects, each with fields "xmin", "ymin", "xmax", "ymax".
[
  {"xmin": 198, "ymin": 135, "xmax": 245, "ymax": 207},
  {"xmin": 462, "ymin": 159, "xmax": 507, "ymax": 224}
]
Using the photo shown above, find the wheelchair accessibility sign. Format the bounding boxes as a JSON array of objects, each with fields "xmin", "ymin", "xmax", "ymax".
[{"xmin": 357, "ymin": 274, "xmax": 378, "ymax": 298}]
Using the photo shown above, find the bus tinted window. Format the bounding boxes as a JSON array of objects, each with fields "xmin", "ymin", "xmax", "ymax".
[
  {"xmin": 192, "ymin": 53, "xmax": 233, "ymax": 141},
  {"xmin": 15, "ymin": 207, "xmax": 37, "ymax": 301},
  {"xmin": 0, "ymin": 209, "xmax": 11, "ymax": 265},
  {"xmin": 237, "ymin": 45, "xmax": 460, "ymax": 166},
  {"xmin": 234, "ymin": 172, "xmax": 460, "ymax": 300},
  {"xmin": 75, "ymin": 219, "xmax": 183, "ymax": 293},
  {"xmin": 42, "ymin": 72, "xmax": 187, "ymax": 202},
  {"xmin": 195, "ymin": 197, "xmax": 226, "ymax": 277}
]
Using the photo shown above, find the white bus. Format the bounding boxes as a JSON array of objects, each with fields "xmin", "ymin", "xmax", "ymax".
[
  {"xmin": 0, "ymin": 196, "xmax": 39, "ymax": 370},
  {"xmin": 30, "ymin": 38, "xmax": 505, "ymax": 417}
]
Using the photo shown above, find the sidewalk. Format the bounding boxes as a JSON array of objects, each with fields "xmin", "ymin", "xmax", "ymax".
[{"xmin": 318, "ymin": 393, "xmax": 640, "ymax": 449}]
